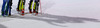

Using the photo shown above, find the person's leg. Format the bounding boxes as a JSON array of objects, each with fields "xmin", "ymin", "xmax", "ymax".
[
  {"xmin": 8, "ymin": 0, "xmax": 12, "ymax": 16},
  {"xmin": 29, "ymin": 0, "xmax": 33, "ymax": 13},
  {"xmin": 17, "ymin": 0, "xmax": 20, "ymax": 11},
  {"xmin": 5, "ymin": 0, "xmax": 10, "ymax": 16},
  {"xmin": 35, "ymin": 2, "xmax": 39, "ymax": 14},
  {"xmin": 35, "ymin": 0, "xmax": 40, "ymax": 14},
  {"xmin": 1, "ymin": 0, "xmax": 6, "ymax": 16},
  {"xmin": 33, "ymin": 1, "xmax": 36, "ymax": 13},
  {"xmin": 21, "ymin": 0, "xmax": 25, "ymax": 15}
]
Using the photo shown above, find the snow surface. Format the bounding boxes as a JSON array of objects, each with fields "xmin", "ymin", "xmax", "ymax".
[{"xmin": 0, "ymin": 0, "xmax": 100, "ymax": 28}]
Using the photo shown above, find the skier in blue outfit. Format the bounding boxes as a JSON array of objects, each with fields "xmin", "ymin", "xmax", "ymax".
[
  {"xmin": 1, "ymin": 0, "xmax": 6, "ymax": 16},
  {"xmin": 1, "ymin": 0, "xmax": 12, "ymax": 16}
]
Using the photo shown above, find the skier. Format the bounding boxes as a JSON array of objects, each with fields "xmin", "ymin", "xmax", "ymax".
[
  {"xmin": 29, "ymin": 0, "xmax": 40, "ymax": 15},
  {"xmin": 34, "ymin": 0, "xmax": 40, "ymax": 15},
  {"xmin": 1, "ymin": 0, "xmax": 6, "ymax": 16},
  {"xmin": 16, "ymin": 0, "xmax": 25, "ymax": 16},
  {"xmin": 1, "ymin": 0, "xmax": 12, "ymax": 16},
  {"xmin": 29, "ymin": 0, "xmax": 33, "ymax": 13},
  {"xmin": 8, "ymin": 0, "xmax": 12, "ymax": 16}
]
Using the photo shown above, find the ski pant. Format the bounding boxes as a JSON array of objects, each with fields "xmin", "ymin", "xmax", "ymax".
[
  {"xmin": 1, "ymin": 0, "xmax": 12, "ymax": 16},
  {"xmin": 6, "ymin": 0, "xmax": 12, "ymax": 16},
  {"xmin": 17, "ymin": 0, "xmax": 25, "ymax": 11},
  {"xmin": 1, "ymin": 0, "xmax": 6, "ymax": 16},
  {"xmin": 29, "ymin": 0, "xmax": 40, "ymax": 13},
  {"xmin": 1, "ymin": 0, "xmax": 9, "ymax": 16},
  {"xmin": 8, "ymin": 0, "xmax": 12, "ymax": 15},
  {"xmin": 29, "ymin": 0, "xmax": 33, "ymax": 12},
  {"xmin": 33, "ymin": 0, "xmax": 40, "ymax": 13}
]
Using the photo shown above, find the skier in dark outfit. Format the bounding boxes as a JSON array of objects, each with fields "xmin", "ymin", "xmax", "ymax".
[
  {"xmin": 5, "ymin": 0, "xmax": 12, "ymax": 16},
  {"xmin": 8, "ymin": 0, "xmax": 12, "ymax": 16},
  {"xmin": 29, "ymin": 0, "xmax": 33, "ymax": 13},
  {"xmin": 34, "ymin": 0, "xmax": 40, "ymax": 15},
  {"xmin": 16, "ymin": 0, "xmax": 20, "ymax": 11},
  {"xmin": 29, "ymin": 0, "xmax": 40, "ymax": 15},
  {"xmin": 16, "ymin": 0, "xmax": 25, "ymax": 15},
  {"xmin": 17, "ymin": 0, "xmax": 25, "ymax": 12}
]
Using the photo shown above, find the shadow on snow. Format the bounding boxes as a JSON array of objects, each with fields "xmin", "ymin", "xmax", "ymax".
[
  {"xmin": 0, "ymin": 24, "xmax": 7, "ymax": 28},
  {"xmin": 9, "ymin": 13, "xmax": 100, "ymax": 27}
]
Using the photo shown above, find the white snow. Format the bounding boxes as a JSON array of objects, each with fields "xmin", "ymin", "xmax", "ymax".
[{"xmin": 0, "ymin": 0, "xmax": 100, "ymax": 28}]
